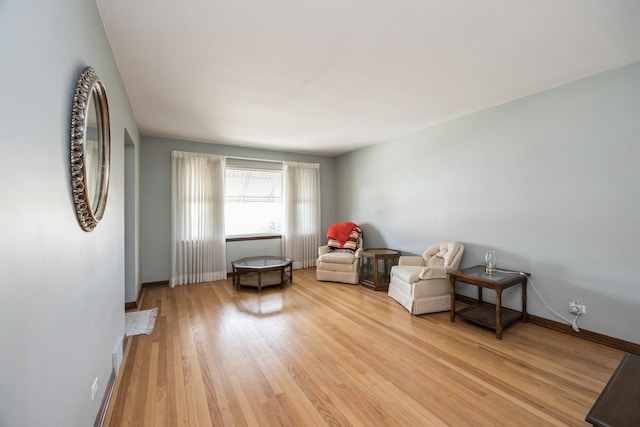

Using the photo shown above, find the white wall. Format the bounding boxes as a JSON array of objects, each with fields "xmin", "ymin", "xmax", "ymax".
[
  {"xmin": 140, "ymin": 136, "xmax": 337, "ymax": 283},
  {"xmin": 336, "ymin": 61, "xmax": 640, "ymax": 344},
  {"xmin": 0, "ymin": 1, "xmax": 140, "ymax": 425}
]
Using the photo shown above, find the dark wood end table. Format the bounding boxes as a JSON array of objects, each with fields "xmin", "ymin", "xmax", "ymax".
[
  {"xmin": 231, "ymin": 256, "xmax": 293, "ymax": 292},
  {"xmin": 449, "ymin": 265, "xmax": 529, "ymax": 339},
  {"xmin": 586, "ymin": 353, "xmax": 640, "ymax": 427},
  {"xmin": 360, "ymin": 248, "xmax": 400, "ymax": 291}
]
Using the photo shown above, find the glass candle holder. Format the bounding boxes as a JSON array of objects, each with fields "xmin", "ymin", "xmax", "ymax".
[{"xmin": 484, "ymin": 250, "xmax": 496, "ymax": 275}]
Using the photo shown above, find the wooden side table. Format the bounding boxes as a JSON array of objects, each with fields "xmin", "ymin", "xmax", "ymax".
[
  {"xmin": 586, "ymin": 353, "xmax": 640, "ymax": 427},
  {"xmin": 449, "ymin": 265, "xmax": 529, "ymax": 339},
  {"xmin": 360, "ymin": 248, "xmax": 400, "ymax": 291}
]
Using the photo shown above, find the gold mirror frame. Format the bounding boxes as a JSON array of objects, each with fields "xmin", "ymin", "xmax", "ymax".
[{"xmin": 70, "ymin": 66, "xmax": 111, "ymax": 232}]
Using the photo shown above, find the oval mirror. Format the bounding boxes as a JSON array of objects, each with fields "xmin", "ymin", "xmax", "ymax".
[{"xmin": 70, "ymin": 66, "xmax": 110, "ymax": 232}]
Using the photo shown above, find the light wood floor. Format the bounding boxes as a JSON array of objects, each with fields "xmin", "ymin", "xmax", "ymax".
[{"xmin": 105, "ymin": 268, "xmax": 623, "ymax": 426}]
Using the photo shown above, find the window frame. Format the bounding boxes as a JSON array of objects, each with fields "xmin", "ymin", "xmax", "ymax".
[{"xmin": 224, "ymin": 165, "xmax": 283, "ymax": 239}]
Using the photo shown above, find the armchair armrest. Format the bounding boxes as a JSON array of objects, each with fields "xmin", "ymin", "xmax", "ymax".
[
  {"xmin": 354, "ymin": 247, "xmax": 363, "ymax": 258},
  {"xmin": 398, "ymin": 256, "xmax": 425, "ymax": 267},
  {"xmin": 418, "ymin": 265, "xmax": 449, "ymax": 280},
  {"xmin": 318, "ymin": 245, "xmax": 330, "ymax": 256}
]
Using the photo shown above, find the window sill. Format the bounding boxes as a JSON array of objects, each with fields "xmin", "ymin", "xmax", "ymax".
[{"xmin": 226, "ymin": 234, "xmax": 282, "ymax": 243}]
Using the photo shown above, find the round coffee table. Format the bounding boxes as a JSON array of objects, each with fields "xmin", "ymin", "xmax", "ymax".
[{"xmin": 231, "ymin": 256, "xmax": 293, "ymax": 292}]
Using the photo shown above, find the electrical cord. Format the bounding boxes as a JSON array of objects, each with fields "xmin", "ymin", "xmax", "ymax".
[{"xmin": 495, "ymin": 268, "xmax": 581, "ymax": 332}]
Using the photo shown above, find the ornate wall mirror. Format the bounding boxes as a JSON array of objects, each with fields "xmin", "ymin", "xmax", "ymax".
[{"xmin": 70, "ymin": 66, "xmax": 111, "ymax": 232}]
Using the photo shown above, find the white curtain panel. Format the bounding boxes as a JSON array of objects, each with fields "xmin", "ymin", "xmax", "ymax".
[
  {"xmin": 171, "ymin": 151, "xmax": 227, "ymax": 287},
  {"xmin": 282, "ymin": 161, "xmax": 321, "ymax": 269}
]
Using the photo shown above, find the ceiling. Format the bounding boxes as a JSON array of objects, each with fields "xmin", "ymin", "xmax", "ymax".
[{"xmin": 97, "ymin": 0, "xmax": 640, "ymax": 156}]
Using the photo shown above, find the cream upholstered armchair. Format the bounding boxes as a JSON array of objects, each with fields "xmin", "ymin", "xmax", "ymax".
[
  {"xmin": 316, "ymin": 222, "xmax": 363, "ymax": 284},
  {"xmin": 388, "ymin": 241, "xmax": 464, "ymax": 314}
]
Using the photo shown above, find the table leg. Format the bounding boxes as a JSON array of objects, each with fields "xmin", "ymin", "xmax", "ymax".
[
  {"xmin": 258, "ymin": 271, "xmax": 262, "ymax": 293},
  {"xmin": 478, "ymin": 286, "xmax": 483, "ymax": 303},
  {"xmin": 280, "ymin": 267, "xmax": 284, "ymax": 288},
  {"xmin": 450, "ymin": 276, "xmax": 456, "ymax": 322},
  {"xmin": 373, "ymin": 257, "xmax": 379, "ymax": 288},
  {"xmin": 496, "ymin": 289, "xmax": 503, "ymax": 339},
  {"xmin": 522, "ymin": 278, "xmax": 528, "ymax": 323}
]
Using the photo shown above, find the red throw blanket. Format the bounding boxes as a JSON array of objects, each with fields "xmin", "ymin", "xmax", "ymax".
[{"xmin": 327, "ymin": 222, "xmax": 358, "ymax": 247}]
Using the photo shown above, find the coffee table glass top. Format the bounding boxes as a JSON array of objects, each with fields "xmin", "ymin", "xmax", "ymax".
[
  {"xmin": 453, "ymin": 265, "xmax": 526, "ymax": 283},
  {"xmin": 232, "ymin": 256, "xmax": 291, "ymax": 269},
  {"xmin": 362, "ymin": 248, "xmax": 400, "ymax": 256}
]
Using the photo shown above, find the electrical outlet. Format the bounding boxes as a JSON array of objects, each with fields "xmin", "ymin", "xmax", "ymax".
[
  {"xmin": 569, "ymin": 301, "xmax": 586, "ymax": 315},
  {"xmin": 91, "ymin": 377, "xmax": 99, "ymax": 401}
]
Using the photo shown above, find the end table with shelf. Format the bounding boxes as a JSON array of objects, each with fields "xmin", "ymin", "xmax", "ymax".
[
  {"xmin": 360, "ymin": 248, "xmax": 400, "ymax": 291},
  {"xmin": 449, "ymin": 265, "xmax": 529, "ymax": 339}
]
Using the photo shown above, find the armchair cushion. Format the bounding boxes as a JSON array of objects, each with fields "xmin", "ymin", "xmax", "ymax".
[
  {"xmin": 318, "ymin": 251, "xmax": 356, "ymax": 264},
  {"xmin": 424, "ymin": 242, "xmax": 460, "ymax": 267},
  {"xmin": 391, "ymin": 264, "xmax": 449, "ymax": 283},
  {"xmin": 391, "ymin": 266, "xmax": 424, "ymax": 283},
  {"xmin": 398, "ymin": 256, "xmax": 425, "ymax": 267},
  {"xmin": 418, "ymin": 265, "xmax": 448, "ymax": 280}
]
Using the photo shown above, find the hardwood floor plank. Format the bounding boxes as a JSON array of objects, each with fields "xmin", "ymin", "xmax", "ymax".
[{"xmin": 105, "ymin": 268, "xmax": 624, "ymax": 426}]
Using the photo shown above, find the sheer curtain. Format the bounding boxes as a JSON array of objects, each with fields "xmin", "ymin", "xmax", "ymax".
[
  {"xmin": 171, "ymin": 151, "xmax": 226, "ymax": 287},
  {"xmin": 282, "ymin": 161, "xmax": 321, "ymax": 269}
]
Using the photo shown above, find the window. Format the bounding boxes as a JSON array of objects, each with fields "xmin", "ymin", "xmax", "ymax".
[{"xmin": 225, "ymin": 167, "xmax": 282, "ymax": 236}]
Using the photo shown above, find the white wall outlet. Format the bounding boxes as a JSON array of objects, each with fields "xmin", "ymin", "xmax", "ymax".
[
  {"xmin": 91, "ymin": 377, "xmax": 99, "ymax": 401},
  {"xmin": 569, "ymin": 301, "xmax": 586, "ymax": 315}
]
